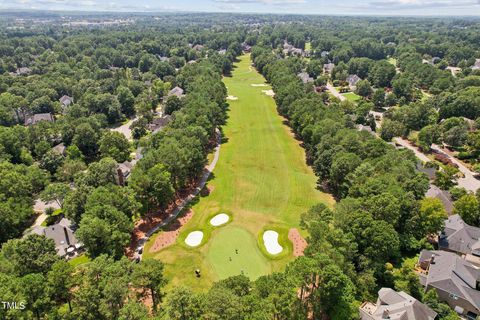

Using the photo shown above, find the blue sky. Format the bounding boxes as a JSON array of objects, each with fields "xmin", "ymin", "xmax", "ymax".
[{"xmin": 0, "ymin": 0, "xmax": 479, "ymax": 16}]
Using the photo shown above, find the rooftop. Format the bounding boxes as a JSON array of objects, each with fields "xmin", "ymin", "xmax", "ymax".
[
  {"xmin": 32, "ymin": 218, "xmax": 80, "ymax": 256},
  {"xmin": 439, "ymin": 214, "xmax": 480, "ymax": 257},
  {"xmin": 418, "ymin": 250, "xmax": 480, "ymax": 314},
  {"xmin": 359, "ymin": 288, "xmax": 437, "ymax": 320}
]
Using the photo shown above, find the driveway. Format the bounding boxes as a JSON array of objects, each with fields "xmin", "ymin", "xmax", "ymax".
[
  {"xmin": 111, "ymin": 117, "xmax": 137, "ymax": 141},
  {"xmin": 326, "ymin": 83, "xmax": 346, "ymax": 101},
  {"xmin": 431, "ymin": 144, "xmax": 480, "ymax": 193}
]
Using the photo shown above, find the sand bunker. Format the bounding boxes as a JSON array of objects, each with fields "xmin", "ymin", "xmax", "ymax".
[
  {"xmin": 185, "ymin": 231, "xmax": 203, "ymax": 247},
  {"xmin": 227, "ymin": 95, "xmax": 238, "ymax": 100},
  {"xmin": 263, "ymin": 230, "xmax": 283, "ymax": 255},
  {"xmin": 262, "ymin": 90, "xmax": 275, "ymax": 97},
  {"xmin": 210, "ymin": 213, "xmax": 229, "ymax": 226},
  {"xmin": 251, "ymin": 84, "xmax": 268, "ymax": 87}
]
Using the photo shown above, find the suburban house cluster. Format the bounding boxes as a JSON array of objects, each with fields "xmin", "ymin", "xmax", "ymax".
[
  {"xmin": 360, "ymin": 214, "xmax": 480, "ymax": 320},
  {"xmin": 282, "ymin": 40, "xmax": 310, "ymax": 58}
]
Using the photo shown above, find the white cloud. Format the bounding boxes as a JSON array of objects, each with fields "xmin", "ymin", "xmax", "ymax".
[
  {"xmin": 368, "ymin": 0, "xmax": 480, "ymax": 9},
  {"xmin": 213, "ymin": 0, "xmax": 306, "ymax": 5}
]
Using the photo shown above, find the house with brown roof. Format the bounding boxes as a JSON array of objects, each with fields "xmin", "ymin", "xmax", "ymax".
[
  {"xmin": 24, "ymin": 113, "xmax": 54, "ymax": 126},
  {"xmin": 147, "ymin": 115, "xmax": 172, "ymax": 133},
  {"xmin": 359, "ymin": 288, "xmax": 437, "ymax": 320},
  {"xmin": 417, "ymin": 250, "xmax": 480, "ymax": 319}
]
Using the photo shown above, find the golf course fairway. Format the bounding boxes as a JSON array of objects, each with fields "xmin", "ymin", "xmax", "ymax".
[{"xmin": 144, "ymin": 54, "xmax": 334, "ymax": 291}]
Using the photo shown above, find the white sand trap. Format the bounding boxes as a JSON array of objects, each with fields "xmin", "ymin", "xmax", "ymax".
[
  {"xmin": 251, "ymin": 83, "xmax": 268, "ymax": 87},
  {"xmin": 262, "ymin": 90, "xmax": 275, "ymax": 97},
  {"xmin": 185, "ymin": 231, "xmax": 203, "ymax": 247},
  {"xmin": 227, "ymin": 95, "xmax": 238, "ymax": 100},
  {"xmin": 263, "ymin": 230, "xmax": 283, "ymax": 255},
  {"xmin": 210, "ymin": 213, "xmax": 229, "ymax": 226}
]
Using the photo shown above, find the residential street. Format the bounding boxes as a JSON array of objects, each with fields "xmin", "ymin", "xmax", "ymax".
[
  {"xmin": 393, "ymin": 138, "xmax": 480, "ymax": 192},
  {"xmin": 431, "ymin": 144, "xmax": 480, "ymax": 193},
  {"xmin": 393, "ymin": 138, "xmax": 431, "ymax": 163}
]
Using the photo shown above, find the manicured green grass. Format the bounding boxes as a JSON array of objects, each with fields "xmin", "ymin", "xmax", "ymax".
[
  {"xmin": 305, "ymin": 42, "xmax": 312, "ymax": 51},
  {"xmin": 343, "ymin": 92, "xmax": 361, "ymax": 102},
  {"xmin": 69, "ymin": 254, "xmax": 90, "ymax": 267},
  {"xmin": 145, "ymin": 54, "xmax": 334, "ymax": 291},
  {"xmin": 207, "ymin": 226, "xmax": 269, "ymax": 280}
]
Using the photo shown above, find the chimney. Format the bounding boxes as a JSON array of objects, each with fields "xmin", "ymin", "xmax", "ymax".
[
  {"xmin": 117, "ymin": 168, "xmax": 125, "ymax": 186},
  {"xmin": 430, "ymin": 254, "xmax": 435, "ymax": 265},
  {"xmin": 382, "ymin": 310, "xmax": 390, "ymax": 319},
  {"xmin": 63, "ymin": 227, "xmax": 70, "ymax": 246}
]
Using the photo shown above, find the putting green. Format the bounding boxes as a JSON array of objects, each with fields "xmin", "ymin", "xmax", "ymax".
[
  {"xmin": 144, "ymin": 54, "xmax": 334, "ymax": 291},
  {"xmin": 207, "ymin": 226, "xmax": 269, "ymax": 280}
]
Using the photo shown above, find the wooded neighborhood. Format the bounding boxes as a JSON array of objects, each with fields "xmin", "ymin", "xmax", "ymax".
[{"xmin": 0, "ymin": 9, "xmax": 479, "ymax": 320}]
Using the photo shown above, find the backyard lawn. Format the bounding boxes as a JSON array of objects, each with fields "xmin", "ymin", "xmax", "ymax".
[
  {"xmin": 343, "ymin": 92, "xmax": 361, "ymax": 102},
  {"xmin": 144, "ymin": 54, "xmax": 334, "ymax": 291}
]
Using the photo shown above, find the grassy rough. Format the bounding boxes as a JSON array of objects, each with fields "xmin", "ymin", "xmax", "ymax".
[{"xmin": 145, "ymin": 54, "xmax": 334, "ymax": 291}]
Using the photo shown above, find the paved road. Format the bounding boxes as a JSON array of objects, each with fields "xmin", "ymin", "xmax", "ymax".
[
  {"xmin": 326, "ymin": 83, "xmax": 346, "ymax": 101},
  {"xmin": 392, "ymin": 139, "xmax": 480, "ymax": 192},
  {"xmin": 111, "ymin": 117, "xmax": 137, "ymax": 141},
  {"xmin": 431, "ymin": 144, "xmax": 480, "ymax": 193},
  {"xmin": 135, "ymin": 129, "xmax": 222, "ymax": 259},
  {"xmin": 393, "ymin": 138, "xmax": 431, "ymax": 163}
]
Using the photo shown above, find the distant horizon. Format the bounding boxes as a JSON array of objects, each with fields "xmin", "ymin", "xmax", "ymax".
[
  {"xmin": 1, "ymin": 8, "xmax": 480, "ymax": 19},
  {"xmin": 0, "ymin": 0, "xmax": 479, "ymax": 17}
]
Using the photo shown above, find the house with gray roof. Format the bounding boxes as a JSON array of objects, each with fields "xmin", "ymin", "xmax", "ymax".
[
  {"xmin": 15, "ymin": 67, "xmax": 32, "ymax": 76},
  {"xmin": 24, "ymin": 113, "xmax": 54, "ymax": 126},
  {"xmin": 439, "ymin": 214, "xmax": 480, "ymax": 258},
  {"xmin": 31, "ymin": 218, "xmax": 81, "ymax": 257},
  {"xmin": 417, "ymin": 250, "xmax": 480, "ymax": 319},
  {"xmin": 52, "ymin": 143, "xmax": 66, "ymax": 156},
  {"xmin": 297, "ymin": 72, "xmax": 314, "ymax": 84},
  {"xmin": 425, "ymin": 185, "xmax": 453, "ymax": 214},
  {"xmin": 347, "ymin": 74, "xmax": 361, "ymax": 89},
  {"xmin": 59, "ymin": 95, "xmax": 74, "ymax": 107},
  {"xmin": 116, "ymin": 160, "xmax": 135, "ymax": 186},
  {"xmin": 359, "ymin": 287, "xmax": 437, "ymax": 320},
  {"xmin": 168, "ymin": 86, "xmax": 185, "ymax": 98},
  {"xmin": 323, "ymin": 63, "xmax": 335, "ymax": 74}
]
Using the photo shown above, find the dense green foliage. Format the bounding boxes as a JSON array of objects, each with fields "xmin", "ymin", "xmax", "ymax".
[{"xmin": 1, "ymin": 12, "xmax": 478, "ymax": 319}]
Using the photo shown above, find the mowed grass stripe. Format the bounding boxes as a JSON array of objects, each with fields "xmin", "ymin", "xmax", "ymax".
[{"xmin": 144, "ymin": 54, "xmax": 334, "ymax": 291}]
